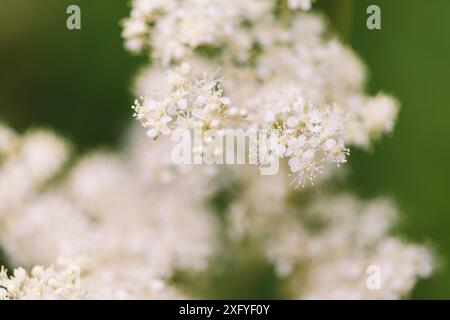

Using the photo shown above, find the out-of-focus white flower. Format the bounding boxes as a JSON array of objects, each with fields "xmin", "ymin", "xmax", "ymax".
[
  {"xmin": 0, "ymin": 124, "xmax": 219, "ymax": 299},
  {"xmin": 0, "ymin": 128, "xmax": 69, "ymax": 212},
  {"xmin": 226, "ymin": 189, "xmax": 435, "ymax": 299},
  {"xmin": 288, "ymin": 0, "xmax": 314, "ymax": 11}
]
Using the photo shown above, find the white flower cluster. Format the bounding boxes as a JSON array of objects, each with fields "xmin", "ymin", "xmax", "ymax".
[
  {"xmin": 120, "ymin": 0, "xmax": 433, "ymax": 298},
  {"xmin": 225, "ymin": 172, "xmax": 434, "ymax": 299},
  {"xmin": 132, "ymin": 64, "xmax": 350, "ymax": 186},
  {"xmin": 0, "ymin": 122, "xmax": 435, "ymax": 300},
  {"xmin": 0, "ymin": 262, "xmax": 88, "ymax": 300},
  {"xmin": 0, "ymin": 124, "xmax": 217, "ymax": 299},
  {"xmin": 126, "ymin": 0, "xmax": 398, "ymax": 186},
  {"xmin": 133, "ymin": 63, "xmax": 246, "ymax": 139},
  {"xmin": 122, "ymin": 0, "xmax": 314, "ymax": 64},
  {"xmin": 257, "ymin": 88, "xmax": 349, "ymax": 186},
  {"xmin": 301, "ymin": 238, "xmax": 434, "ymax": 299},
  {"xmin": 0, "ymin": 0, "xmax": 434, "ymax": 300},
  {"xmin": 0, "ymin": 125, "xmax": 69, "ymax": 212}
]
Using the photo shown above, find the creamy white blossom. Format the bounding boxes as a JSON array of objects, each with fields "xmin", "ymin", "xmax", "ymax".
[
  {"xmin": 226, "ymin": 187, "xmax": 434, "ymax": 299},
  {"xmin": 0, "ymin": 262, "xmax": 89, "ymax": 300},
  {"xmin": 0, "ymin": 124, "xmax": 218, "ymax": 299},
  {"xmin": 127, "ymin": 0, "xmax": 398, "ymax": 186},
  {"xmin": 0, "ymin": 0, "xmax": 432, "ymax": 300}
]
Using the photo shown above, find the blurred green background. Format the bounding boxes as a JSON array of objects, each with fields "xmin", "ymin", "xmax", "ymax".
[{"xmin": 0, "ymin": 0, "xmax": 449, "ymax": 299}]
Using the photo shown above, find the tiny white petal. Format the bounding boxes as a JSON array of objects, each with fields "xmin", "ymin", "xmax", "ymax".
[
  {"xmin": 264, "ymin": 111, "xmax": 275, "ymax": 123},
  {"xmin": 324, "ymin": 138, "xmax": 337, "ymax": 151},
  {"xmin": 177, "ymin": 99, "xmax": 188, "ymax": 110},
  {"xmin": 287, "ymin": 116, "xmax": 299, "ymax": 128},
  {"xmin": 146, "ymin": 128, "xmax": 159, "ymax": 138},
  {"xmin": 288, "ymin": 157, "xmax": 301, "ymax": 172},
  {"xmin": 303, "ymin": 149, "xmax": 315, "ymax": 164},
  {"xmin": 219, "ymin": 97, "xmax": 231, "ymax": 105}
]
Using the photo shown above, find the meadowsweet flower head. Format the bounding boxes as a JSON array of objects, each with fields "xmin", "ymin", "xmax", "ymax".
[
  {"xmin": 0, "ymin": 263, "xmax": 89, "ymax": 300},
  {"xmin": 0, "ymin": 0, "xmax": 431, "ymax": 301},
  {"xmin": 126, "ymin": 0, "xmax": 398, "ymax": 186}
]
